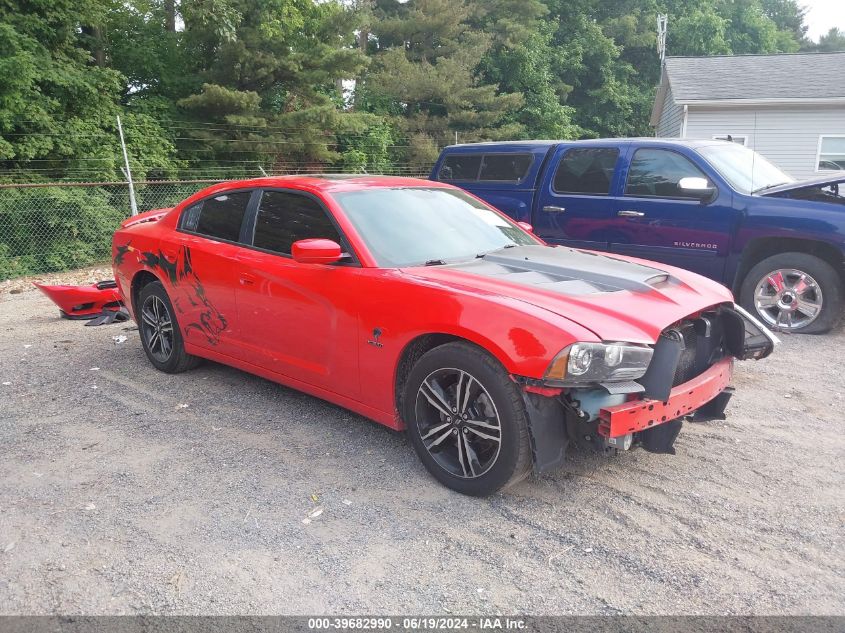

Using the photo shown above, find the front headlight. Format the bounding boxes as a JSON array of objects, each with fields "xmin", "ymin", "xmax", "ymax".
[{"xmin": 543, "ymin": 342, "xmax": 654, "ymax": 386}]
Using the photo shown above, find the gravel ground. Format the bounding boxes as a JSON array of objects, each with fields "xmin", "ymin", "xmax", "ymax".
[{"xmin": 1, "ymin": 273, "xmax": 843, "ymax": 616}]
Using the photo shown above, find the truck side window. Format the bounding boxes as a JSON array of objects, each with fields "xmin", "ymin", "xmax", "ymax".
[
  {"xmin": 552, "ymin": 148, "xmax": 619, "ymax": 195},
  {"xmin": 625, "ymin": 149, "xmax": 709, "ymax": 199},
  {"xmin": 479, "ymin": 154, "xmax": 533, "ymax": 182},
  {"xmin": 438, "ymin": 155, "xmax": 482, "ymax": 181}
]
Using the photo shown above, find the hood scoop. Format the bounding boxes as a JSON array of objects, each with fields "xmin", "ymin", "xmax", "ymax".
[{"xmin": 463, "ymin": 245, "xmax": 672, "ymax": 295}]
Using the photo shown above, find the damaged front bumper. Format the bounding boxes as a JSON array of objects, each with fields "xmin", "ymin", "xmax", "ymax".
[
  {"xmin": 521, "ymin": 303, "xmax": 778, "ymax": 473},
  {"xmin": 598, "ymin": 356, "xmax": 733, "ymax": 438}
]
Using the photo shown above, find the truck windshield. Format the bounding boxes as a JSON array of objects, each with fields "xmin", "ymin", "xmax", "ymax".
[
  {"xmin": 332, "ymin": 187, "xmax": 538, "ymax": 267},
  {"xmin": 697, "ymin": 143, "xmax": 794, "ymax": 194}
]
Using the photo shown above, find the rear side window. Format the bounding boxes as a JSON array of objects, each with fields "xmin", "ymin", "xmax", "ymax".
[
  {"xmin": 479, "ymin": 154, "xmax": 533, "ymax": 182},
  {"xmin": 438, "ymin": 155, "xmax": 482, "ymax": 181},
  {"xmin": 552, "ymin": 148, "xmax": 619, "ymax": 195},
  {"xmin": 190, "ymin": 191, "xmax": 252, "ymax": 242},
  {"xmin": 253, "ymin": 191, "xmax": 341, "ymax": 255},
  {"xmin": 625, "ymin": 149, "xmax": 708, "ymax": 198}
]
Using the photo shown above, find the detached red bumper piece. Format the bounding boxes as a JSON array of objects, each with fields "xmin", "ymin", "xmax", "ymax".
[
  {"xmin": 34, "ymin": 280, "xmax": 122, "ymax": 319},
  {"xmin": 598, "ymin": 357, "xmax": 733, "ymax": 439}
]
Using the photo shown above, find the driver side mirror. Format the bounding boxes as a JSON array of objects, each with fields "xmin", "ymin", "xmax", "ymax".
[
  {"xmin": 678, "ymin": 177, "xmax": 717, "ymax": 203},
  {"xmin": 517, "ymin": 221, "xmax": 534, "ymax": 233},
  {"xmin": 291, "ymin": 238, "xmax": 344, "ymax": 264}
]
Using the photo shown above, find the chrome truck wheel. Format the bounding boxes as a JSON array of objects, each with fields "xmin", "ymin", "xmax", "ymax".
[
  {"xmin": 753, "ymin": 268, "xmax": 822, "ymax": 331},
  {"xmin": 740, "ymin": 252, "xmax": 843, "ymax": 335}
]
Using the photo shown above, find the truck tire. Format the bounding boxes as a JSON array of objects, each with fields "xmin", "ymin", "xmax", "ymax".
[{"xmin": 739, "ymin": 252, "xmax": 843, "ymax": 334}]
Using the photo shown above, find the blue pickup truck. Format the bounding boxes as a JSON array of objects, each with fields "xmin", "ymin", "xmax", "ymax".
[{"xmin": 431, "ymin": 139, "xmax": 845, "ymax": 333}]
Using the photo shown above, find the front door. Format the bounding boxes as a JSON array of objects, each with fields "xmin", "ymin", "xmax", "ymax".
[
  {"xmin": 234, "ymin": 189, "xmax": 360, "ymax": 395},
  {"xmin": 609, "ymin": 148, "xmax": 736, "ymax": 281},
  {"xmin": 532, "ymin": 146, "xmax": 621, "ymax": 251}
]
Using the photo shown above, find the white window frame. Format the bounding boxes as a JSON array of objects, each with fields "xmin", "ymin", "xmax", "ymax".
[
  {"xmin": 815, "ymin": 134, "xmax": 845, "ymax": 172},
  {"xmin": 712, "ymin": 134, "xmax": 748, "ymax": 146}
]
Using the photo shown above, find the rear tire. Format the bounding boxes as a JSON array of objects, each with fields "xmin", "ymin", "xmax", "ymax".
[
  {"xmin": 137, "ymin": 281, "xmax": 201, "ymax": 373},
  {"xmin": 403, "ymin": 342, "xmax": 532, "ymax": 496},
  {"xmin": 739, "ymin": 252, "xmax": 843, "ymax": 334}
]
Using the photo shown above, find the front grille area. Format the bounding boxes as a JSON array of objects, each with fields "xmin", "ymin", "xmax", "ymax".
[
  {"xmin": 672, "ymin": 323, "xmax": 700, "ymax": 386},
  {"xmin": 638, "ymin": 308, "xmax": 732, "ymax": 401}
]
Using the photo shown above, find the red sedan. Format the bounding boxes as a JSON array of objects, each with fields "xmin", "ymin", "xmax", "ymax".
[{"xmin": 112, "ymin": 176, "xmax": 776, "ymax": 496}]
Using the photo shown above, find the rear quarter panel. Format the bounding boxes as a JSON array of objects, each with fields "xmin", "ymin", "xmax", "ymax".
[{"xmin": 111, "ymin": 220, "xmax": 166, "ymax": 319}]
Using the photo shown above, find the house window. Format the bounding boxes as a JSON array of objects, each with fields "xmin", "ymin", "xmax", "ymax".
[
  {"xmin": 817, "ymin": 136, "xmax": 845, "ymax": 171},
  {"xmin": 713, "ymin": 135, "xmax": 748, "ymax": 146}
]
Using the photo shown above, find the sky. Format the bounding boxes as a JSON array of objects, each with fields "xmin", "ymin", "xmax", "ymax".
[{"xmin": 802, "ymin": 0, "xmax": 845, "ymax": 41}]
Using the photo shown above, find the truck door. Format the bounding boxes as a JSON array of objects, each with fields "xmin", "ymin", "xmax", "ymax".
[
  {"xmin": 531, "ymin": 145, "xmax": 621, "ymax": 251},
  {"xmin": 609, "ymin": 147, "xmax": 735, "ymax": 281}
]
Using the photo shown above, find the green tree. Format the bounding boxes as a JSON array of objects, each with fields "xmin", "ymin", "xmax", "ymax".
[
  {"xmin": 360, "ymin": 0, "xmax": 526, "ymax": 167},
  {"xmin": 809, "ymin": 27, "xmax": 845, "ymax": 52},
  {"xmin": 0, "ymin": 0, "xmax": 179, "ymax": 181}
]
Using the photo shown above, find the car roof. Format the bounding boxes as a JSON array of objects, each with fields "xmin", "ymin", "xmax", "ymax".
[
  {"xmin": 442, "ymin": 138, "xmax": 731, "ymax": 152},
  {"xmin": 212, "ymin": 174, "xmax": 449, "ymax": 194}
]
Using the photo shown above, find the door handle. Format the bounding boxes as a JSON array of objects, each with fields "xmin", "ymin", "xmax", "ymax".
[
  {"xmin": 618, "ymin": 210, "xmax": 645, "ymax": 218},
  {"xmin": 543, "ymin": 205, "xmax": 566, "ymax": 213},
  {"xmin": 239, "ymin": 273, "xmax": 256, "ymax": 286}
]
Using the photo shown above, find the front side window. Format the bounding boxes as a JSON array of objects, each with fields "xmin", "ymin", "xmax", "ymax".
[
  {"xmin": 553, "ymin": 148, "xmax": 619, "ymax": 195},
  {"xmin": 818, "ymin": 136, "xmax": 845, "ymax": 171},
  {"xmin": 253, "ymin": 191, "xmax": 341, "ymax": 255},
  {"xmin": 478, "ymin": 154, "xmax": 533, "ymax": 182},
  {"xmin": 438, "ymin": 155, "xmax": 482, "ymax": 181},
  {"xmin": 332, "ymin": 187, "xmax": 537, "ymax": 268},
  {"xmin": 625, "ymin": 149, "xmax": 709, "ymax": 199},
  {"xmin": 191, "ymin": 191, "xmax": 252, "ymax": 242}
]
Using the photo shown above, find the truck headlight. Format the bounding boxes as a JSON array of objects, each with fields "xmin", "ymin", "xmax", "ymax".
[{"xmin": 544, "ymin": 342, "xmax": 654, "ymax": 386}]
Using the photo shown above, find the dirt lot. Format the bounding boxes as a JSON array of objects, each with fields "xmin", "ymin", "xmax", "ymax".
[{"xmin": 1, "ymin": 273, "xmax": 843, "ymax": 616}]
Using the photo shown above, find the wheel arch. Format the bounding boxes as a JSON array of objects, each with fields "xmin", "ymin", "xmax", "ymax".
[
  {"xmin": 130, "ymin": 269, "xmax": 163, "ymax": 318},
  {"xmin": 393, "ymin": 332, "xmax": 512, "ymax": 422},
  {"xmin": 732, "ymin": 237, "xmax": 845, "ymax": 294}
]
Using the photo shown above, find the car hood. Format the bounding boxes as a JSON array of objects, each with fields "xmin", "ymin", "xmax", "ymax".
[
  {"xmin": 401, "ymin": 245, "xmax": 733, "ymax": 344},
  {"xmin": 757, "ymin": 174, "xmax": 845, "ymax": 196}
]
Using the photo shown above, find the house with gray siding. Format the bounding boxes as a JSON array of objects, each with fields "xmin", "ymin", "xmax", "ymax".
[{"xmin": 650, "ymin": 52, "xmax": 845, "ymax": 180}]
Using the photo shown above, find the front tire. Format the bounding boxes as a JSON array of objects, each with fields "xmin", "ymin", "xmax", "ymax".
[
  {"xmin": 137, "ymin": 281, "xmax": 201, "ymax": 373},
  {"xmin": 403, "ymin": 342, "xmax": 532, "ymax": 496},
  {"xmin": 739, "ymin": 252, "xmax": 843, "ymax": 334}
]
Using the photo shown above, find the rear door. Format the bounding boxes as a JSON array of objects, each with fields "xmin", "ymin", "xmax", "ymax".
[
  {"xmin": 233, "ymin": 189, "xmax": 361, "ymax": 395},
  {"xmin": 608, "ymin": 147, "xmax": 735, "ymax": 280},
  {"xmin": 531, "ymin": 146, "xmax": 621, "ymax": 250},
  {"xmin": 167, "ymin": 189, "xmax": 257, "ymax": 356}
]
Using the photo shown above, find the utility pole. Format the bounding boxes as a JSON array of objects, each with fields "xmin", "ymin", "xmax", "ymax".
[
  {"xmin": 657, "ymin": 14, "xmax": 668, "ymax": 64},
  {"xmin": 117, "ymin": 116, "xmax": 138, "ymax": 216}
]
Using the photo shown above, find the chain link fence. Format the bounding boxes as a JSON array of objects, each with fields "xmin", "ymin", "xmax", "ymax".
[{"xmin": 0, "ymin": 166, "xmax": 432, "ymax": 280}]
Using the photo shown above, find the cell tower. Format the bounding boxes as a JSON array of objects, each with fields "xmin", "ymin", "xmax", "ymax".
[{"xmin": 657, "ymin": 14, "xmax": 668, "ymax": 63}]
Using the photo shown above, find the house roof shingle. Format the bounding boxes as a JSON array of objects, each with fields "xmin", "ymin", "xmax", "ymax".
[{"xmin": 664, "ymin": 52, "xmax": 845, "ymax": 102}]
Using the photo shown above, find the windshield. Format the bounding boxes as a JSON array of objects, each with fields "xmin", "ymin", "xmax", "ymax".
[
  {"xmin": 696, "ymin": 143, "xmax": 794, "ymax": 194},
  {"xmin": 332, "ymin": 187, "xmax": 538, "ymax": 267}
]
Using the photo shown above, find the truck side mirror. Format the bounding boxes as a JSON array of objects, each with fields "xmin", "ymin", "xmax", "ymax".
[{"xmin": 678, "ymin": 177, "xmax": 717, "ymax": 203}]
